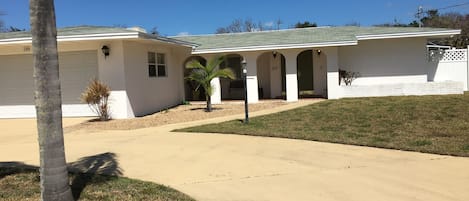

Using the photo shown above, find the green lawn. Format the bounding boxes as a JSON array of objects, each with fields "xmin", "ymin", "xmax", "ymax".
[
  {"xmin": 0, "ymin": 166, "xmax": 195, "ymax": 201},
  {"xmin": 177, "ymin": 94, "xmax": 469, "ymax": 157}
]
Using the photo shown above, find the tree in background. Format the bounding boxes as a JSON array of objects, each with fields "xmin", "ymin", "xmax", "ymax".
[
  {"xmin": 216, "ymin": 18, "xmax": 268, "ymax": 33},
  {"xmin": 0, "ymin": 11, "xmax": 26, "ymax": 32},
  {"xmin": 275, "ymin": 18, "xmax": 283, "ymax": 30},
  {"xmin": 4, "ymin": 26, "xmax": 25, "ymax": 32},
  {"xmin": 185, "ymin": 56, "xmax": 235, "ymax": 112},
  {"xmin": 345, "ymin": 22, "xmax": 361, "ymax": 27},
  {"xmin": 294, "ymin": 21, "xmax": 317, "ymax": 28},
  {"xmin": 29, "ymin": 0, "xmax": 74, "ymax": 200},
  {"xmin": 217, "ymin": 18, "xmax": 321, "ymax": 33},
  {"xmin": 376, "ymin": 10, "xmax": 468, "ymax": 48},
  {"xmin": 150, "ymin": 26, "xmax": 159, "ymax": 35},
  {"xmin": 375, "ymin": 18, "xmax": 415, "ymax": 27},
  {"xmin": 0, "ymin": 11, "xmax": 4, "ymax": 31},
  {"xmin": 420, "ymin": 10, "xmax": 469, "ymax": 48}
]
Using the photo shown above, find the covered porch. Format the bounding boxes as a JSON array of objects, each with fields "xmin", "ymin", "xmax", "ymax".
[{"xmin": 183, "ymin": 47, "xmax": 341, "ymax": 104}]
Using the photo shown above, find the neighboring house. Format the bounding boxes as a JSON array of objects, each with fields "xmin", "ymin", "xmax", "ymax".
[{"xmin": 0, "ymin": 26, "xmax": 466, "ymax": 119}]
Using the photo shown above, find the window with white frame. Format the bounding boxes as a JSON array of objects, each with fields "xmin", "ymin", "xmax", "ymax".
[{"xmin": 148, "ymin": 52, "xmax": 167, "ymax": 77}]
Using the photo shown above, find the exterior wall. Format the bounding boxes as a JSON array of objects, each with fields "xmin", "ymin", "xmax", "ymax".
[
  {"xmin": 323, "ymin": 47, "xmax": 340, "ymax": 99},
  {"xmin": 97, "ymin": 40, "xmax": 134, "ymax": 119},
  {"xmin": 313, "ymin": 49, "xmax": 327, "ymax": 96},
  {"xmin": 270, "ymin": 54, "xmax": 283, "ymax": 98},
  {"xmin": 339, "ymin": 38, "xmax": 429, "ymax": 85},
  {"xmin": 122, "ymin": 41, "xmax": 190, "ymax": 117},
  {"xmin": 341, "ymin": 81, "xmax": 464, "ymax": 98},
  {"xmin": 257, "ymin": 53, "xmax": 272, "ymax": 98}
]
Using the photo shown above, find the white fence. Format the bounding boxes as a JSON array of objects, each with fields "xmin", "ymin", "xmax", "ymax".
[{"xmin": 428, "ymin": 47, "xmax": 468, "ymax": 91}]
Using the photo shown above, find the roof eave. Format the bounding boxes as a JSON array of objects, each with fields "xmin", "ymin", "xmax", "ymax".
[
  {"xmin": 139, "ymin": 33, "xmax": 197, "ymax": 48},
  {"xmin": 356, "ymin": 30, "xmax": 461, "ymax": 40},
  {"xmin": 0, "ymin": 32, "xmax": 141, "ymax": 45},
  {"xmin": 192, "ymin": 41, "xmax": 358, "ymax": 54}
]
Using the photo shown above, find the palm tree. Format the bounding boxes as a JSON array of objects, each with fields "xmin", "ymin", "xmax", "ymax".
[
  {"xmin": 30, "ymin": 0, "xmax": 74, "ymax": 200},
  {"xmin": 186, "ymin": 56, "xmax": 235, "ymax": 112}
]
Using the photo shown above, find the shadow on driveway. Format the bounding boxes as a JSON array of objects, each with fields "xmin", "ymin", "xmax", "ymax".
[{"xmin": 0, "ymin": 152, "xmax": 122, "ymax": 200}]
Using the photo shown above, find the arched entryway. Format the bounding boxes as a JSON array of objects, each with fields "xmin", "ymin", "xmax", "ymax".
[
  {"xmin": 219, "ymin": 54, "xmax": 243, "ymax": 100},
  {"xmin": 257, "ymin": 51, "xmax": 286, "ymax": 99},
  {"xmin": 296, "ymin": 49, "xmax": 327, "ymax": 97},
  {"xmin": 183, "ymin": 56, "xmax": 206, "ymax": 101},
  {"xmin": 297, "ymin": 50, "xmax": 314, "ymax": 97}
]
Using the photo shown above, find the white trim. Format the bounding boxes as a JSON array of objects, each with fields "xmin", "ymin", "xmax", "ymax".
[
  {"xmin": 59, "ymin": 32, "xmax": 139, "ymax": 39},
  {"xmin": 356, "ymin": 30, "xmax": 461, "ymax": 40},
  {"xmin": 192, "ymin": 41, "xmax": 358, "ymax": 54},
  {"xmin": 0, "ymin": 32, "xmax": 140, "ymax": 45},
  {"xmin": 0, "ymin": 104, "xmax": 95, "ymax": 118}
]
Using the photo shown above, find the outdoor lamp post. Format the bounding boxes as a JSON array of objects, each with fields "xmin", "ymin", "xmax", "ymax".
[{"xmin": 242, "ymin": 58, "xmax": 249, "ymax": 124}]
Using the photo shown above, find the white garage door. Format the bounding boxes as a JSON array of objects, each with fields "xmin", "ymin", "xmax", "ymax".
[{"xmin": 0, "ymin": 51, "xmax": 98, "ymax": 118}]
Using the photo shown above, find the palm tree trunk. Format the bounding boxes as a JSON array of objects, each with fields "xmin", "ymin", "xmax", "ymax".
[
  {"xmin": 30, "ymin": 0, "xmax": 73, "ymax": 201},
  {"xmin": 206, "ymin": 95, "xmax": 212, "ymax": 112}
]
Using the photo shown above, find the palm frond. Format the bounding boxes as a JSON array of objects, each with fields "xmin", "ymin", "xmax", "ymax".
[
  {"xmin": 186, "ymin": 60, "xmax": 205, "ymax": 70},
  {"xmin": 208, "ymin": 68, "xmax": 235, "ymax": 81},
  {"xmin": 207, "ymin": 55, "xmax": 226, "ymax": 73},
  {"xmin": 185, "ymin": 55, "xmax": 235, "ymax": 100}
]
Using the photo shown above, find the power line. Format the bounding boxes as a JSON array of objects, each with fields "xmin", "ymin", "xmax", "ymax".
[
  {"xmin": 414, "ymin": 2, "xmax": 469, "ymax": 27},
  {"xmin": 436, "ymin": 2, "xmax": 469, "ymax": 11},
  {"xmin": 417, "ymin": 2, "xmax": 469, "ymax": 15},
  {"xmin": 415, "ymin": 2, "xmax": 469, "ymax": 17}
]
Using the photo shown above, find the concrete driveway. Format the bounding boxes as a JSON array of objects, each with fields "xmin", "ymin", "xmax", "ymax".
[{"xmin": 1, "ymin": 103, "xmax": 469, "ymax": 201}]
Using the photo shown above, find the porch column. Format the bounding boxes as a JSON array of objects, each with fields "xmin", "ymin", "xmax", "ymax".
[
  {"xmin": 210, "ymin": 77, "xmax": 222, "ymax": 104},
  {"xmin": 323, "ymin": 47, "xmax": 341, "ymax": 99},
  {"xmin": 202, "ymin": 55, "xmax": 222, "ymax": 104},
  {"xmin": 241, "ymin": 52, "xmax": 259, "ymax": 103},
  {"xmin": 282, "ymin": 50, "xmax": 301, "ymax": 102}
]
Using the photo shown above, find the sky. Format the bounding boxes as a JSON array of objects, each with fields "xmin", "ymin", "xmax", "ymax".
[{"xmin": 1, "ymin": 0, "xmax": 469, "ymax": 36}]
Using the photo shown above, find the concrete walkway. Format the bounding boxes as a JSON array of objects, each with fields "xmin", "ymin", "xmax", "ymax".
[{"xmin": 1, "ymin": 100, "xmax": 469, "ymax": 201}]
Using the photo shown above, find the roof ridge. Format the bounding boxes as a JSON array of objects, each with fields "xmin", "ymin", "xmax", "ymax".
[{"xmin": 170, "ymin": 26, "xmax": 333, "ymax": 38}]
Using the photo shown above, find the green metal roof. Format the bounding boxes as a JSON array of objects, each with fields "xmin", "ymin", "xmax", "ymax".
[
  {"xmin": 171, "ymin": 26, "xmax": 458, "ymax": 52},
  {"xmin": 0, "ymin": 26, "xmax": 193, "ymax": 46},
  {"xmin": 0, "ymin": 26, "xmax": 458, "ymax": 51},
  {"xmin": 0, "ymin": 26, "xmax": 136, "ymax": 40}
]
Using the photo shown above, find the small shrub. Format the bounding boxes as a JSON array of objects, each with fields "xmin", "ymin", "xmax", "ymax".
[
  {"xmin": 81, "ymin": 79, "xmax": 111, "ymax": 121},
  {"xmin": 339, "ymin": 69, "xmax": 360, "ymax": 86}
]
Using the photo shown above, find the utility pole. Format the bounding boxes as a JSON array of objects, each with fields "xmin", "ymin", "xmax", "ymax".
[
  {"xmin": 416, "ymin": 5, "xmax": 424, "ymax": 27},
  {"xmin": 276, "ymin": 18, "xmax": 282, "ymax": 30}
]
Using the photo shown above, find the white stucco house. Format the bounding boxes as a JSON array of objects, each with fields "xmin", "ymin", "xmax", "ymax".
[{"xmin": 0, "ymin": 26, "xmax": 466, "ymax": 119}]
